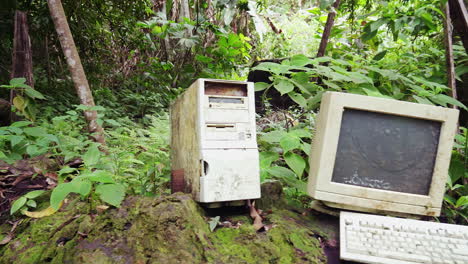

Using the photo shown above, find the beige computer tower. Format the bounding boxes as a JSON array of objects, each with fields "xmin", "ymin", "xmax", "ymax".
[{"xmin": 170, "ymin": 79, "xmax": 261, "ymax": 203}]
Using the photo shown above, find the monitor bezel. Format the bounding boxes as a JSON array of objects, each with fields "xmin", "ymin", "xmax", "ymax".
[{"xmin": 308, "ymin": 92, "xmax": 459, "ymax": 216}]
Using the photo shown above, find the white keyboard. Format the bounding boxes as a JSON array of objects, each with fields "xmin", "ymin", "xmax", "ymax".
[{"xmin": 341, "ymin": 211, "xmax": 468, "ymax": 264}]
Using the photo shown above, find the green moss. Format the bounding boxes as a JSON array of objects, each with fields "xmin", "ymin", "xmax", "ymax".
[{"xmin": 1, "ymin": 192, "xmax": 332, "ymax": 264}]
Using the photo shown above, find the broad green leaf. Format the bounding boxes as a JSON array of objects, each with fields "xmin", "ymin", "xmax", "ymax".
[
  {"xmin": 291, "ymin": 72, "xmax": 314, "ymax": 94},
  {"xmin": 369, "ymin": 18, "xmax": 389, "ymax": 32},
  {"xmin": 83, "ymin": 144, "xmax": 101, "ymax": 166},
  {"xmin": 89, "ymin": 105, "xmax": 106, "ymax": 111},
  {"xmin": 10, "ymin": 78, "xmax": 27, "ymax": 86},
  {"xmin": 289, "ymin": 93, "xmax": 307, "ymax": 107},
  {"xmin": 280, "ymin": 134, "xmax": 301, "ymax": 153},
  {"xmin": 24, "ymin": 190, "xmax": 45, "ymax": 199},
  {"xmin": 449, "ymin": 158, "xmax": 465, "ymax": 185},
  {"xmin": 307, "ymin": 91, "xmax": 324, "ymax": 109},
  {"xmin": 78, "ymin": 170, "xmax": 115, "ymax": 183},
  {"xmin": 26, "ymin": 145, "xmax": 41, "ymax": 157},
  {"xmin": 254, "ymin": 82, "xmax": 270, "ymax": 91},
  {"xmin": 260, "ymin": 151, "xmax": 279, "ymax": 168},
  {"xmin": 412, "ymin": 95, "xmax": 434, "ymax": 105},
  {"xmin": 58, "ymin": 166, "xmax": 77, "ymax": 176},
  {"xmin": 253, "ymin": 62, "xmax": 290, "ymax": 75},
  {"xmin": 44, "ymin": 134, "xmax": 59, "ymax": 143},
  {"xmin": 261, "ymin": 130, "xmax": 287, "ymax": 143},
  {"xmin": 195, "ymin": 54, "xmax": 213, "ymax": 63},
  {"xmin": 26, "ymin": 200, "xmax": 37, "ymax": 208},
  {"xmin": 74, "ymin": 180, "xmax": 92, "ymax": 197},
  {"xmin": 444, "ymin": 194, "xmax": 457, "ymax": 207},
  {"xmin": 361, "ymin": 27, "xmax": 378, "ymax": 42},
  {"xmin": 429, "ymin": 94, "xmax": 467, "ymax": 110},
  {"xmin": 284, "ymin": 152, "xmax": 306, "ymax": 179},
  {"xmin": 322, "ymin": 80, "xmax": 340, "ymax": 90},
  {"xmin": 274, "ymin": 80, "xmax": 294, "ymax": 95},
  {"xmin": 267, "ymin": 166, "xmax": 306, "ymax": 192},
  {"xmin": 312, "ymin": 56, "xmax": 332, "ymax": 64},
  {"xmin": 455, "ymin": 196, "xmax": 468, "ymax": 208},
  {"xmin": 95, "ymin": 184, "xmax": 126, "ymax": 207},
  {"xmin": 10, "ymin": 121, "xmax": 32, "ymax": 127},
  {"xmin": 10, "ymin": 197, "xmax": 27, "ymax": 215},
  {"xmin": 362, "ymin": 88, "xmax": 393, "ymax": 99},
  {"xmin": 23, "ymin": 127, "xmax": 47, "ymax": 137},
  {"xmin": 290, "ymin": 54, "xmax": 311, "ymax": 67},
  {"xmin": 8, "ymin": 126, "xmax": 23, "ymax": 135},
  {"xmin": 301, "ymin": 142, "xmax": 311, "ymax": 156},
  {"xmin": 13, "ymin": 96, "xmax": 26, "ymax": 112},
  {"xmin": 267, "ymin": 166, "xmax": 296, "ymax": 178},
  {"xmin": 289, "ymin": 129, "xmax": 311, "ymax": 138},
  {"xmin": 50, "ymin": 182, "xmax": 76, "ymax": 210},
  {"xmin": 24, "ymin": 88, "xmax": 46, "ymax": 100},
  {"xmin": 372, "ymin": 50, "xmax": 387, "ymax": 61},
  {"xmin": 9, "ymin": 135, "xmax": 24, "ymax": 147}
]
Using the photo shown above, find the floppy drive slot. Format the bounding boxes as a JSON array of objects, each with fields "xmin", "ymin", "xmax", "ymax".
[
  {"xmin": 209, "ymin": 97, "xmax": 244, "ymax": 104},
  {"xmin": 205, "ymin": 124, "xmax": 239, "ymax": 141},
  {"xmin": 206, "ymin": 124, "xmax": 236, "ymax": 132}
]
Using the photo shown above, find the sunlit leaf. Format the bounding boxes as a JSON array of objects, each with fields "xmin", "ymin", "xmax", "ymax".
[
  {"xmin": 10, "ymin": 197, "xmax": 27, "ymax": 215},
  {"xmin": 280, "ymin": 133, "xmax": 301, "ymax": 153},
  {"xmin": 284, "ymin": 152, "xmax": 306, "ymax": 179},
  {"xmin": 95, "ymin": 184, "xmax": 125, "ymax": 207},
  {"xmin": 274, "ymin": 80, "xmax": 294, "ymax": 95}
]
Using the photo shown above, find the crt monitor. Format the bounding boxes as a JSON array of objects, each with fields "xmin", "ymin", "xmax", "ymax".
[{"xmin": 307, "ymin": 92, "xmax": 459, "ymax": 216}]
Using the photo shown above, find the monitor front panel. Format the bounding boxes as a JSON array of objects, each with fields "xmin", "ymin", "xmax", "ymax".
[
  {"xmin": 308, "ymin": 92, "xmax": 459, "ymax": 214},
  {"xmin": 331, "ymin": 109, "xmax": 441, "ymax": 195}
]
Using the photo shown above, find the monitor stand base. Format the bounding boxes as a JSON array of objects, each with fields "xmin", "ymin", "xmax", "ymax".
[{"xmin": 321, "ymin": 201, "xmax": 424, "ymax": 220}]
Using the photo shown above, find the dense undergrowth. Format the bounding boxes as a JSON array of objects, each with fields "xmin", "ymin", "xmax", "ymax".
[{"xmin": 0, "ymin": 0, "xmax": 467, "ymax": 228}]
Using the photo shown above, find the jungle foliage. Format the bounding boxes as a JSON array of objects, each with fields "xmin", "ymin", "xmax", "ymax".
[{"xmin": 0, "ymin": 0, "xmax": 467, "ymax": 226}]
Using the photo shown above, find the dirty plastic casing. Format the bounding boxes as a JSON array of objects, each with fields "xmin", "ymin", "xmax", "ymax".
[{"xmin": 170, "ymin": 79, "xmax": 261, "ymax": 203}]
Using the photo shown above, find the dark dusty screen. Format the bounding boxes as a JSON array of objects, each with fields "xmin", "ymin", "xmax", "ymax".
[{"xmin": 331, "ymin": 109, "xmax": 441, "ymax": 195}]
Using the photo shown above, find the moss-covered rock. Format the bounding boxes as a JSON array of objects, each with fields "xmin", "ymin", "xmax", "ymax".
[{"xmin": 0, "ymin": 182, "xmax": 338, "ymax": 264}]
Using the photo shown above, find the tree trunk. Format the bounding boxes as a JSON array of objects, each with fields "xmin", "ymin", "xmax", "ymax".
[
  {"xmin": 316, "ymin": 0, "xmax": 341, "ymax": 57},
  {"xmin": 449, "ymin": 0, "xmax": 468, "ymax": 52},
  {"xmin": 180, "ymin": 0, "xmax": 192, "ymax": 37},
  {"xmin": 10, "ymin": 11, "xmax": 34, "ymax": 123},
  {"xmin": 204, "ymin": 0, "xmax": 216, "ymax": 48},
  {"xmin": 180, "ymin": 0, "xmax": 191, "ymax": 20},
  {"xmin": 47, "ymin": 0, "xmax": 106, "ymax": 146},
  {"xmin": 444, "ymin": 1, "xmax": 458, "ymax": 107}
]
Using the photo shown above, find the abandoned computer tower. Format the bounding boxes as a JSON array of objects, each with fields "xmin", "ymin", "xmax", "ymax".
[{"xmin": 170, "ymin": 79, "xmax": 261, "ymax": 204}]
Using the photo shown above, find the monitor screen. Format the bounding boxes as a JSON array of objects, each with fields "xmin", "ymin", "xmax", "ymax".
[{"xmin": 331, "ymin": 108, "xmax": 442, "ymax": 195}]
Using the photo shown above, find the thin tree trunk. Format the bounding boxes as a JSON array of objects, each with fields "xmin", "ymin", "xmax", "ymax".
[
  {"xmin": 180, "ymin": 0, "xmax": 191, "ymax": 21},
  {"xmin": 449, "ymin": 0, "xmax": 468, "ymax": 52},
  {"xmin": 316, "ymin": 0, "xmax": 341, "ymax": 57},
  {"xmin": 444, "ymin": 2, "xmax": 458, "ymax": 108},
  {"xmin": 47, "ymin": 0, "xmax": 106, "ymax": 146},
  {"xmin": 10, "ymin": 11, "xmax": 34, "ymax": 123},
  {"xmin": 179, "ymin": 0, "xmax": 192, "ymax": 37},
  {"xmin": 204, "ymin": 0, "xmax": 216, "ymax": 48},
  {"xmin": 161, "ymin": 1, "xmax": 172, "ymax": 60}
]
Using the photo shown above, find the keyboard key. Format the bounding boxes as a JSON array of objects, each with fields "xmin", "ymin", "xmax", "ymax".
[
  {"xmin": 452, "ymin": 245, "xmax": 468, "ymax": 256},
  {"xmin": 375, "ymin": 250, "xmax": 431, "ymax": 263}
]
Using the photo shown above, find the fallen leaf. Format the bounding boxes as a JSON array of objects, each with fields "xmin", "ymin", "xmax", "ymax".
[
  {"xmin": 22, "ymin": 201, "xmax": 63, "ymax": 218},
  {"xmin": 208, "ymin": 216, "xmax": 220, "ymax": 232},
  {"xmin": 96, "ymin": 205, "xmax": 109, "ymax": 213},
  {"xmin": 247, "ymin": 200, "xmax": 264, "ymax": 231},
  {"xmin": 0, "ymin": 234, "xmax": 13, "ymax": 245}
]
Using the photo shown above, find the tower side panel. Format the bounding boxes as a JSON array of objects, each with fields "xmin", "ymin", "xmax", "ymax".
[{"xmin": 170, "ymin": 82, "xmax": 201, "ymax": 199}]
